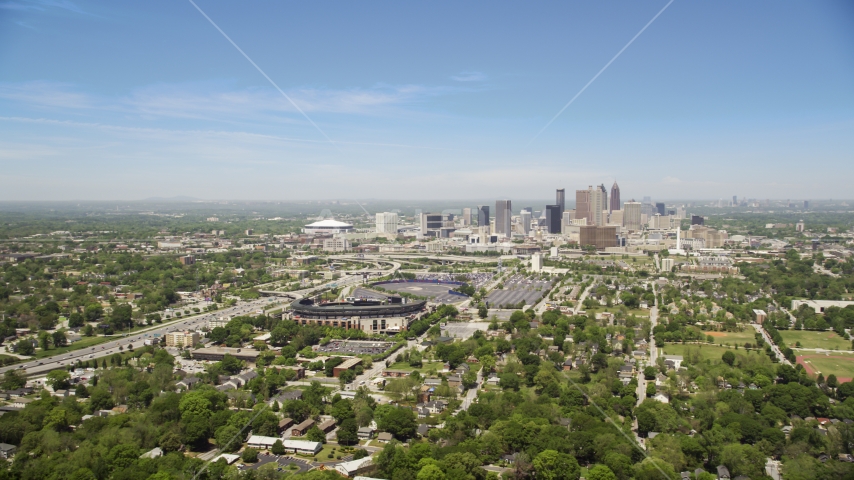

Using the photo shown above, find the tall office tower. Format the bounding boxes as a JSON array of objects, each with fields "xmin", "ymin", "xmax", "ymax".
[
  {"xmin": 462, "ymin": 208, "xmax": 472, "ymax": 226},
  {"xmin": 575, "ymin": 189, "xmax": 591, "ymax": 224},
  {"xmin": 477, "ymin": 205, "xmax": 490, "ymax": 229},
  {"xmin": 520, "ymin": 210, "xmax": 532, "ymax": 235},
  {"xmin": 375, "ymin": 212, "xmax": 399, "ymax": 234},
  {"xmin": 545, "ymin": 205, "xmax": 562, "ymax": 234},
  {"xmin": 732, "ymin": 195, "xmax": 738, "ymax": 206},
  {"xmin": 589, "ymin": 185, "xmax": 607, "ymax": 226},
  {"xmin": 495, "ymin": 200, "xmax": 512, "ymax": 238},
  {"xmin": 609, "ymin": 181, "xmax": 621, "ymax": 212},
  {"xmin": 624, "ymin": 201, "xmax": 642, "ymax": 230},
  {"xmin": 556, "ymin": 189, "xmax": 565, "ymax": 218},
  {"xmin": 655, "ymin": 202, "xmax": 665, "ymax": 216},
  {"xmin": 803, "ymin": 200, "xmax": 809, "ymax": 209},
  {"xmin": 691, "ymin": 215, "xmax": 705, "ymax": 226}
]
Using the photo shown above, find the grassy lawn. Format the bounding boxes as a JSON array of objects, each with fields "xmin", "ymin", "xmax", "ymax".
[
  {"xmin": 33, "ymin": 336, "xmax": 111, "ymax": 359},
  {"xmin": 780, "ymin": 330, "xmax": 852, "ymax": 351},
  {"xmin": 662, "ymin": 343, "xmax": 765, "ymax": 364},
  {"xmin": 386, "ymin": 361, "xmax": 443, "ymax": 372},
  {"xmin": 798, "ymin": 354, "xmax": 854, "ymax": 381},
  {"xmin": 584, "ymin": 306, "xmax": 649, "ymax": 317},
  {"xmin": 702, "ymin": 330, "xmax": 757, "ymax": 346},
  {"xmin": 291, "ymin": 442, "xmax": 341, "ymax": 462}
]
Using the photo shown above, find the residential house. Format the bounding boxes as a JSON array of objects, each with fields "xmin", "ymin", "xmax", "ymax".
[
  {"xmin": 277, "ymin": 418, "xmax": 294, "ymax": 434},
  {"xmin": 0, "ymin": 443, "xmax": 16, "ymax": 459},
  {"xmin": 318, "ymin": 419, "xmax": 337, "ymax": 433},
  {"xmin": 176, "ymin": 376, "xmax": 201, "ymax": 391},
  {"xmin": 357, "ymin": 427, "xmax": 375, "ymax": 440}
]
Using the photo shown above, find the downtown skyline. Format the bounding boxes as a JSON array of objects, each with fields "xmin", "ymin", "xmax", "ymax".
[{"xmin": 0, "ymin": 1, "xmax": 852, "ymax": 201}]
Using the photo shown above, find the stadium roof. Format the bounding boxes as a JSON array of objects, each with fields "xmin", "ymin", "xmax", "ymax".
[{"xmin": 305, "ymin": 219, "xmax": 353, "ymax": 228}]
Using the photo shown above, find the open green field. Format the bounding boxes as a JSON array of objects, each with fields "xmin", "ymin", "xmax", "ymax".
[
  {"xmin": 797, "ymin": 354, "xmax": 854, "ymax": 382},
  {"xmin": 584, "ymin": 306, "xmax": 649, "ymax": 318},
  {"xmin": 704, "ymin": 330, "xmax": 757, "ymax": 346},
  {"xmin": 662, "ymin": 343, "xmax": 764, "ymax": 364},
  {"xmin": 33, "ymin": 335, "xmax": 111, "ymax": 359},
  {"xmin": 780, "ymin": 330, "xmax": 852, "ymax": 351},
  {"xmin": 386, "ymin": 361, "xmax": 443, "ymax": 373}
]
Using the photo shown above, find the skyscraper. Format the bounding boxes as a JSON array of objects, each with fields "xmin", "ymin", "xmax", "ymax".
[
  {"xmin": 495, "ymin": 200, "xmax": 512, "ymax": 238},
  {"xmin": 556, "ymin": 189, "xmax": 565, "ymax": 218},
  {"xmin": 624, "ymin": 201, "xmax": 642, "ymax": 231},
  {"xmin": 590, "ymin": 185, "xmax": 607, "ymax": 226},
  {"xmin": 545, "ymin": 205, "xmax": 562, "ymax": 234},
  {"xmin": 609, "ymin": 181, "xmax": 621, "ymax": 212},
  {"xmin": 462, "ymin": 208, "xmax": 472, "ymax": 226},
  {"xmin": 520, "ymin": 210, "xmax": 532, "ymax": 235},
  {"xmin": 477, "ymin": 205, "xmax": 489, "ymax": 229},
  {"xmin": 655, "ymin": 202, "xmax": 665, "ymax": 216},
  {"xmin": 375, "ymin": 212, "xmax": 399, "ymax": 234},
  {"xmin": 575, "ymin": 189, "xmax": 591, "ymax": 225}
]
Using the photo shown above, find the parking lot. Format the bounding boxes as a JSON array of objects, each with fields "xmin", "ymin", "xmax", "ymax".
[
  {"xmin": 441, "ymin": 321, "xmax": 491, "ymax": 340},
  {"xmin": 369, "ymin": 281, "xmax": 467, "ymax": 304},
  {"xmin": 316, "ymin": 339, "xmax": 395, "ymax": 355},
  {"xmin": 485, "ymin": 275, "xmax": 555, "ymax": 308}
]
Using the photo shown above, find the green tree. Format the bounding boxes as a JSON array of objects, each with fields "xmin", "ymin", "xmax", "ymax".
[
  {"xmin": 15, "ymin": 339, "xmax": 35, "ymax": 356},
  {"xmin": 52, "ymin": 330, "xmax": 68, "ymax": 347},
  {"xmin": 38, "ymin": 331, "xmax": 52, "ymax": 351},
  {"xmin": 306, "ymin": 426, "xmax": 326, "ymax": 444},
  {"xmin": 47, "ymin": 369, "xmax": 71, "ymax": 390},
  {"xmin": 242, "ymin": 447, "xmax": 259, "ymax": 463},
  {"xmin": 532, "ymin": 449, "xmax": 580, "ymax": 480},
  {"xmin": 417, "ymin": 464, "xmax": 447, "ymax": 480},
  {"xmin": 2, "ymin": 370, "xmax": 27, "ymax": 390},
  {"xmin": 587, "ymin": 465, "xmax": 617, "ymax": 480},
  {"xmin": 215, "ymin": 425, "xmax": 243, "ymax": 452},
  {"xmin": 377, "ymin": 407, "xmax": 417, "ymax": 440},
  {"xmin": 271, "ymin": 439, "xmax": 285, "ymax": 455},
  {"xmin": 721, "ymin": 350, "xmax": 735, "ymax": 366},
  {"xmin": 336, "ymin": 418, "xmax": 359, "ymax": 445}
]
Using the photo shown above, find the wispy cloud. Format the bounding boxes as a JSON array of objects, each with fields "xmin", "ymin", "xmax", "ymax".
[
  {"xmin": 15, "ymin": 20, "xmax": 36, "ymax": 29},
  {"xmin": 0, "ymin": 80, "xmax": 467, "ymax": 122},
  {"xmin": 0, "ymin": 0, "xmax": 89, "ymax": 14},
  {"xmin": 451, "ymin": 71, "xmax": 487, "ymax": 82}
]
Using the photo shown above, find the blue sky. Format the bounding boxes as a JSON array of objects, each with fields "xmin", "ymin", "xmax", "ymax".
[{"xmin": 0, "ymin": 0, "xmax": 852, "ymax": 201}]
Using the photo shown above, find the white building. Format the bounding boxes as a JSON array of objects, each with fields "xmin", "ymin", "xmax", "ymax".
[
  {"xmin": 531, "ymin": 252, "xmax": 544, "ymax": 272},
  {"xmin": 375, "ymin": 212, "xmax": 399, "ymax": 234},
  {"xmin": 303, "ymin": 219, "xmax": 354, "ymax": 235},
  {"xmin": 660, "ymin": 258, "xmax": 674, "ymax": 272}
]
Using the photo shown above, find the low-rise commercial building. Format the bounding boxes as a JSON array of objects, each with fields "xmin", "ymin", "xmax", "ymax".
[{"xmin": 165, "ymin": 331, "xmax": 199, "ymax": 348}]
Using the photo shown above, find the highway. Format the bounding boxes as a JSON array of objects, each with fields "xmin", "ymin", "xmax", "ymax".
[{"xmin": 1, "ymin": 275, "xmax": 365, "ymax": 378}]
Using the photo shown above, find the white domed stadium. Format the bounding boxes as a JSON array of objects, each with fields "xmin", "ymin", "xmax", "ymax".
[{"xmin": 303, "ymin": 219, "xmax": 354, "ymax": 235}]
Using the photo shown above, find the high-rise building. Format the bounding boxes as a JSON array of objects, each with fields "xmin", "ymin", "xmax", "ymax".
[
  {"xmin": 575, "ymin": 189, "xmax": 591, "ymax": 225},
  {"xmin": 556, "ymin": 189, "xmax": 565, "ymax": 218},
  {"xmin": 624, "ymin": 201, "xmax": 642, "ymax": 231},
  {"xmin": 462, "ymin": 208, "xmax": 472, "ymax": 226},
  {"xmin": 803, "ymin": 200, "xmax": 809, "ymax": 209},
  {"xmin": 495, "ymin": 200, "xmax": 512, "ymax": 238},
  {"xmin": 655, "ymin": 202, "xmax": 666, "ymax": 216},
  {"xmin": 477, "ymin": 205, "xmax": 490, "ymax": 229},
  {"xmin": 545, "ymin": 205, "xmax": 562, "ymax": 234},
  {"xmin": 375, "ymin": 212, "xmax": 399, "ymax": 234},
  {"xmin": 609, "ymin": 181, "xmax": 621, "ymax": 212},
  {"xmin": 520, "ymin": 210, "xmax": 532, "ymax": 235},
  {"xmin": 420, "ymin": 213, "xmax": 446, "ymax": 237},
  {"xmin": 590, "ymin": 185, "xmax": 607, "ymax": 226},
  {"xmin": 732, "ymin": 195, "xmax": 738, "ymax": 206}
]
